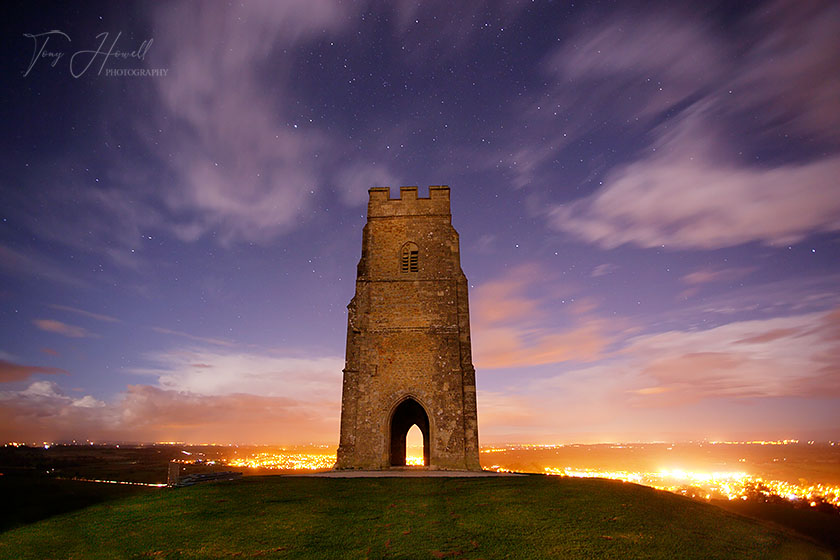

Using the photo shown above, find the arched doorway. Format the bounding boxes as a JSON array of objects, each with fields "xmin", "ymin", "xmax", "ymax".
[{"xmin": 389, "ymin": 398, "xmax": 430, "ymax": 467}]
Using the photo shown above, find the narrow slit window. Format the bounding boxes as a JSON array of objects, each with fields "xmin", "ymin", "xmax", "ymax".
[{"xmin": 401, "ymin": 242, "xmax": 419, "ymax": 273}]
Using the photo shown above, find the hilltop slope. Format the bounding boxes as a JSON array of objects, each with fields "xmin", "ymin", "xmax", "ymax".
[{"xmin": 0, "ymin": 475, "xmax": 829, "ymax": 559}]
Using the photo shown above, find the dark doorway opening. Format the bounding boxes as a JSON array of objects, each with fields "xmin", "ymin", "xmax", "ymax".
[{"xmin": 389, "ymin": 398, "xmax": 430, "ymax": 467}]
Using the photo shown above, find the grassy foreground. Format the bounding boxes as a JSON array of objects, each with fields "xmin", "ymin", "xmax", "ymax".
[{"xmin": 0, "ymin": 475, "xmax": 830, "ymax": 559}]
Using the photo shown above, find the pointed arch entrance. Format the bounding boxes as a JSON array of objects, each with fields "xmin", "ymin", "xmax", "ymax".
[{"xmin": 389, "ymin": 397, "xmax": 430, "ymax": 467}]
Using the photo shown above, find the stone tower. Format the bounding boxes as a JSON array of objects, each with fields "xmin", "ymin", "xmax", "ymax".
[{"xmin": 335, "ymin": 185, "xmax": 481, "ymax": 471}]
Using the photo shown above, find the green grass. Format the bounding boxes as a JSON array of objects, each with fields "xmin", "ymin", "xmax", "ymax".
[{"xmin": 0, "ymin": 475, "xmax": 830, "ymax": 559}]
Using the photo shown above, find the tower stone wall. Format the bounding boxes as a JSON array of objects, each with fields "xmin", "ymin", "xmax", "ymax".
[{"xmin": 335, "ymin": 185, "xmax": 481, "ymax": 470}]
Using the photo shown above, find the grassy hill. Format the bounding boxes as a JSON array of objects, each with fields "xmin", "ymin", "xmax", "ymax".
[{"xmin": 0, "ymin": 475, "xmax": 831, "ymax": 559}]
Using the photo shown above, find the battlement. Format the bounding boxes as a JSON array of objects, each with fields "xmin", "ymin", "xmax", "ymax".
[{"xmin": 368, "ymin": 186, "xmax": 450, "ymax": 218}]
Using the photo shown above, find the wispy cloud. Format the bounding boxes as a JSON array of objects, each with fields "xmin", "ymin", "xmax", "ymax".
[
  {"xmin": 5, "ymin": 313, "xmax": 347, "ymax": 444},
  {"xmin": 471, "ymin": 265, "xmax": 614, "ymax": 369},
  {"xmin": 476, "ymin": 306, "xmax": 840, "ymax": 442},
  {"xmin": 477, "ymin": 363, "xmax": 644, "ymax": 442},
  {"xmin": 590, "ymin": 263, "xmax": 618, "ymax": 278},
  {"xmin": 5, "ymin": 1, "xmax": 361, "ymax": 263},
  {"xmin": 681, "ymin": 267, "xmax": 755, "ymax": 287},
  {"xmin": 5, "ymin": 302, "xmax": 838, "ymax": 443},
  {"xmin": 527, "ymin": 2, "xmax": 840, "ymax": 250},
  {"xmin": 0, "ymin": 381, "xmax": 108, "ymax": 442},
  {"xmin": 645, "ymin": 273, "xmax": 840, "ymax": 331},
  {"xmin": 117, "ymin": 385, "xmax": 338, "ymax": 444},
  {"xmin": 144, "ymin": 0, "xmax": 353, "ymax": 244},
  {"xmin": 33, "ymin": 319, "xmax": 96, "ymax": 339},
  {"xmin": 0, "ymin": 338, "xmax": 346, "ymax": 444},
  {"xmin": 679, "ymin": 265, "xmax": 756, "ymax": 298},
  {"xmin": 0, "ymin": 360, "xmax": 66, "ymax": 383},
  {"xmin": 480, "ymin": 7, "xmax": 724, "ymax": 190},
  {"xmin": 150, "ymin": 327, "xmax": 234, "ymax": 347},
  {"xmin": 730, "ymin": 0, "xmax": 840, "ymax": 146},
  {"xmin": 625, "ymin": 309, "xmax": 840, "ymax": 402},
  {"xmin": 132, "ymin": 346, "xmax": 343, "ymax": 400},
  {"xmin": 48, "ymin": 304, "xmax": 120, "ymax": 323},
  {"xmin": 543, "ymin": 8, "xmax": 722, "ymax": 118},
  {"xmin": 0, "ymin": 244, "xmax": 87, "ymax": 288},
  {"xmin": 550, "ymin": 109, "xmax": 840, "ymax": 249},
  {"xmin": 0, "ymin": 382, "xmax": 339, "ymax": 445}
]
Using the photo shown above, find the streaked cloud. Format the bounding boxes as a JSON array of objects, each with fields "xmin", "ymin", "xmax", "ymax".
[
  {"xmin": 550, "ymin": 110, "xmax": 840, "ymax": 249},
  {"xmin": 0, "ymin": 380, "xmax": 339, "ymax": 445},
  {"xmin": 48, "ymin": 304, "xmax": 120, "ymax": 323},
  {"xmin": 150, "ymin": 327, "xmax": 235, "ymax": 347},
  {"xmin": 544, "ymin": 9, "xmax": 722, "ymax": 118},
  {"xmin": 8, "ymin": 324, "xmax": 345, "ymax": 445},
  {"xmin": 688, "ymin": 274, "xmax": 840, "ymax": 319},
  {"xmin": 590, "ymin": 263, "xmax": 618, "ymax": 278},
  {"xmin": 116, "ymin": 385, "xmax": 337, "ymax": 444},
  {"xmin": 473, "ymin": 323, "xmax": 611, "ymax": 370},
  {"xmin": 0, "ymin": 339, "xmax": 346, "ymax": 443},
  {"xmin": 0, "ymin": 244, "xmax": 87, "ymax": 288},
  {"xmin": 477, "ymin": 363, "xmax": 643, "ymax": 442},
  {"xmin": 679, "ymin": 266, "xmax": 756, "ymax": 298},
  {"xmin": 131, "ymin": 346, "xmax": 344, "ymax": 401},
  {"xmin": 472, "ymin": 264, "xmax": 542, "ymax": 327},
  {"xmin": 626, "ymin": 309, "xmax": 840, "ymax": 402},
  {"xmin": 471, "ymin": 265, "xmax": 613, "ymax": 369},
  {"xmin": 0, "ymin": 359, "xmax": 66, "ymax": 383},
  {"xmin": 477, "ymin": 307, "xmax": 840, "ymax": 441},
  {"xmin": 541, "ymin": 1, "xmax": 840, "ymax": 250},
  {"xmin": 4, "ymin": 306, "xmax": 838, "ymax": 443},
  {"xmin": 5, "ymin": 0, "xmax": 358, "ymax": 264},
  {"xmin": 681, "ymin": 267, "xmax": 755, "ymax": 287},
  {"xmin": 33, "ymin": 319, "xmax": 96, "ymax": 339},
  {"xmin": 487, "ymin": 7, "xmax": 724, "ymax": 190},
  {"xmin": 145, "ymin": 0, "xmax": 353, "ymax": 244},
  {"xmin": 731, "ymin": 0, "xmax": 840, "ymax": 145}
]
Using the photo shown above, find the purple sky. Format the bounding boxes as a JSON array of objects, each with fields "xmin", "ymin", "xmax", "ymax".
[{"xmin": 1, "ymin": 0, "xmax": 838, "ymax": 445}]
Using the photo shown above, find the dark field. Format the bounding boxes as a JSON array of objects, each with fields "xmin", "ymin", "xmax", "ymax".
[
  {"xmin": 0, "ymin": 475, "xmax": 156, "ymax": 533},
  {"xmin": 0, "ymin": 444, "xmax": 230, "ymax": 484},
  {"xmin": 0, "ymin": 475, "xmax": 833, "ymax": 559}
]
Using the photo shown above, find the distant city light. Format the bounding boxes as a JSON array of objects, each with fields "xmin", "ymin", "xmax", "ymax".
[
  {"xmin": 530, "ymin": 468, "xmax": 839, "ymax": 507},
  {"xmin": 8, "ymin": 441, "xmax": 837, "ymax": 508},
  {"xmin": 221, "ymin": 452, "xmax": 335, "ymax": 470}
]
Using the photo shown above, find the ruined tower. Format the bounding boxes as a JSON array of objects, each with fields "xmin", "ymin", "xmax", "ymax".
[{"xmin": 336, "ymin": 185, "xmax": 481, "ymax": 471}]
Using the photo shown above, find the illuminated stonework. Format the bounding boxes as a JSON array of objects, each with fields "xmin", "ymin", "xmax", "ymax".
[{"xmin": 335, "ymin": 186, "xmax": 481, "ymax": 471}]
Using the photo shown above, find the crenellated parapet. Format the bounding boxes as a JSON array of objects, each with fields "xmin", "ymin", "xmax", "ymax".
[{"xmin": 367, "ymin": 185, "xmax": 451, "ymax": 218}]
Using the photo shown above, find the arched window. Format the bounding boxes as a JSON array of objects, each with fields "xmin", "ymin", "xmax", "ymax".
[{"xmin": 400, "ymin": 242, "xmax": 419, "ymax": 273}]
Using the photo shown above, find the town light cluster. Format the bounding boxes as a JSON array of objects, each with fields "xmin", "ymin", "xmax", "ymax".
[
  {"xmin": 526, "ymin": 466, "xmax": 840, "ymax": 507},
  {"xmin": 224, "ymin": 451, "xmax": 336, "ymax": 470},
  {"xmin": 182, "ymin": 450, "xmax": 429, "ymax": 469}
]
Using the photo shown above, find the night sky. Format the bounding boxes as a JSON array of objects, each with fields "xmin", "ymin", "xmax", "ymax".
[{"xmin": 2, "ymin": 1, "xmax": 838, "ymax": 445}]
